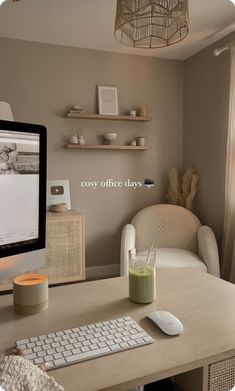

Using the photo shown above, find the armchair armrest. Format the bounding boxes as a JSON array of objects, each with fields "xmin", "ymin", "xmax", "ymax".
[
  {"xmin": 197, "ymin": 225, "xmax": 220, "ymax": 277},
  {"xmin": 120, "ymin": 224, "xmax": 136, "ymax": 276}
]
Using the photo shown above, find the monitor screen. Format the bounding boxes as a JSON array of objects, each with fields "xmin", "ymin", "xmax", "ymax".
[{"xmin": 0, "ymin": 120, "xmax": 47, "ymax": 261}]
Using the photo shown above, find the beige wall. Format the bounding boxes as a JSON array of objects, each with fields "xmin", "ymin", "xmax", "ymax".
[
  {"xmin": 0, "ymin": 37, "xmax": 184, "ymax": 269},
  {"xmin": 183, "ymin": 32, "xmax": 235, "ymax": 243}
]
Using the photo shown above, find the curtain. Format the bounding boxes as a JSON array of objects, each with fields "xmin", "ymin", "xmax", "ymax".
[{"xmin": 222, "ymin": 44, "xmax": 235, "ymax": 282}]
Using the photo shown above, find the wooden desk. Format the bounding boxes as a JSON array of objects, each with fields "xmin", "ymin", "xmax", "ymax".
[{"xmin": 0, "ymin": 268, "xmax": 235, "ymax": 391}]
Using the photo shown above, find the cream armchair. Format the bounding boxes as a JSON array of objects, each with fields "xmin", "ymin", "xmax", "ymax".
[{"xmin": 120, "ymin": 204, "xmax": 220, "ymax": 277}]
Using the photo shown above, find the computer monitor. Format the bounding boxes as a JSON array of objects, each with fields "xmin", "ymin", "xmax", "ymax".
[{"xmin": 0, "ymin": 120, "xmax": 47, "ymax": 278}]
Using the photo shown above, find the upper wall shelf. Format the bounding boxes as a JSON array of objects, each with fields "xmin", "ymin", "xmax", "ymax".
[
  {"xmin": 65, "ymin": 112, "xmax": 151, "ymax": 122},
  {"xmin": 66, "ymin": 144, "xmax": 151, "ymax": 151}
]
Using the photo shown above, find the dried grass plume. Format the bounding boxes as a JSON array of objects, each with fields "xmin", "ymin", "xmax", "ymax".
[{"xmin": 166, "ymin": 166, "xmax": 199, "ymax": 211}]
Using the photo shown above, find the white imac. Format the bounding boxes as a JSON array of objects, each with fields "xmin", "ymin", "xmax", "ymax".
[{"xmin": 0, "ymin": 119, "xmax": 47, "ymax": 279}]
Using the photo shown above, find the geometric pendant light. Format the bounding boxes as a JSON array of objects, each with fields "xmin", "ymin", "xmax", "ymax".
[{"xmin": 114, "ymin": 0, "xmax": 189, "ymax": 48}]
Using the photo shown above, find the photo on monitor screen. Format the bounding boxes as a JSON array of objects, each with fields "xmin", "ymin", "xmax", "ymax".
[{"xmin": 0, "ymin": 121, "xmax": 46, "ymax": 258}]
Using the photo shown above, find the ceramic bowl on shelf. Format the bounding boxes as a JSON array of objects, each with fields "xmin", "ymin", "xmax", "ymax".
[{"xmin": 103, "ymin": 133, "xmax": 118, "ymax": 144}]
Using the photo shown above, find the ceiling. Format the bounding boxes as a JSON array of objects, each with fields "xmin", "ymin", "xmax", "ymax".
[{"xmin": 0, "ymin": 0, "xmax": 235, "ymax": 60}]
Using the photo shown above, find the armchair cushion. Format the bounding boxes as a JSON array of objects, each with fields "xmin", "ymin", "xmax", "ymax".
[{"xmin": 138, "ymin": 248, "xmax": 207, "ymax": 273}]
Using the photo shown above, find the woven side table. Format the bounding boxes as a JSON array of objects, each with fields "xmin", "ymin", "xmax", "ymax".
[
  {"xmin": 208, "ymin": 357, "xmax": 235, "ymax": 391},
  {"xmin": 176, "ymin": 357, "xmax": 235, "ymax": 391},
  {"xmin": 41, "ymin": 210, "xmax": 85, "ymax": 284}
]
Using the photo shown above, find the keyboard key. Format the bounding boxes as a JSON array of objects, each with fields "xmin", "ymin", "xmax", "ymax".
[
  {"xmin": 56, "ymin": 331, "xmax": 64, "ymax": 336},
  {"xmin": 33, "ymin": 347, "xmax": 42, "ymax": 353},
  {"xmin": 39, "ymin": 335, "xmax": 47, "ymax": 341},
  {"xmin": 72, "ymin": 328, "xmax": 80, "ymax": 333},
  {"xmin": 56, "ymin": 346, "xmax": 65, "ymax": 353},
  {"xmin": 24, "ymin": 348, "xmax": 33, "ymax": 355},
  {"xmin": 54, "ymin": 358, "xmax": 66, "ymax": 366},
  {"xmin": 54, "ymin": 353, "xmax": 63, "ymax": 359},
  {"xmin": 144, "ymin": 336, "xmax": 153, "ymax": 342},
  {"xmin": 106, "ymin": 340, "xmax": 115, "ymax": 346},
  {"xmin": 110, "ymin": 344, "xmax": 121, "ymax": 351},
  {"xmin": 74, "ymin": 342, "xmax": 83, "ymax": 348},
  {"xmin": 38, "ymin": 351, "xmax": 46, "ymax": 357},
  {"xmin": 55, "ymin": 331, "xmax": 64, "ymax": 337},
  {"xmin": 47, "ymin": 333, "xmax": 55, "ymax": 338},
  {"xmin": 27, "ymin": 343, "xmax": 35, "ymax": 349},
  {"xmin": 52, "ymin": 342, "xmax": 60, "ymax": 348},
  {"xmin": 30, "ymin": 337, "xmax": 38, "ymax": 342},
  {"xmin": 130, "ymin": 333, "xmax": 146, "ymax": 340},
  {"xmin": 128, "ymin": 340, "xmax": 137, "ymax": 346},
  {"xmin": 34, "ymin": 357, "xmax": 44, "ymax": 365},
  {"xmin": 47, "ymin": 349, "xmax": 56, "ymax": 355},
  {"xmin": 136, "ymin": 338, "xmax": 144, "ymax": 344},
  {"xmin": 63, "ymin": 351, "xmax": 71, "ymax": 357},
  {"xmin": 98, "ymin": 342, "xmax": 107, "ymax": 348},
  {"xmin": 43, "ymin": 344, "xmax": 51, "ymax": 351},
  {"xmin": 54, "ymin": 336, "xmax": 63, "ymax": 342},
  {"xmin": 81, "ymin": 346, "xmax": 90, "ymax": 352},
  {"xmin": 82, "ymin": 340, "xmax": 90, "ymax": 346},
  {"xmin": 120, "ymin": 342, "xmax": 129, "ymax": 349},
  {"xmin": 65, "ymin": 344, "xmax": 74, "ymax": 351},
  {"xmin": 72, "ymin": 348, "xmax": 81, "ymax": 354},
  {"xmin": 66, "ymin": 347, "xmax": 111, "ymax": 363},
  {"xmin": 45, "ymin": 355, "xmax": 53, "ymax": 362},
  {"xmin": 17, "ymin": 338, "xmax": 29, "ymax": 345},
  {"xmin": 27, "ymin": 353, "xmax": 37, "ymax": 360},
  {"xmin": 36, "ymin": 341, "xmax": 44, "ymax": 346},
  {"xmin": 46, "ymin": 361, "xmax": 54, "ymax": 369},
  {"xmin": 45, "ymin": 338, "xmax": 53, "ymax": 344},
  {"xmin": 90, "ymin": 344, "xmax": 98, "ymax": 350}
]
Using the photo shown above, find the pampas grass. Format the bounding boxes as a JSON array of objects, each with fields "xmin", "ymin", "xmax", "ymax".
[
  {"xmin": 166, "ymin": 168, "xmax": 181, "ymax": 206},
  {"xmin": 166, "ymin": 167, "xmax": 199, "ymax": 211}
]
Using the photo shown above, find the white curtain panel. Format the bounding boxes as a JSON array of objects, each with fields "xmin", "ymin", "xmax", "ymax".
[{"xmin": 222, "ymin": 44, "xmax": 235, "ymax": 282}]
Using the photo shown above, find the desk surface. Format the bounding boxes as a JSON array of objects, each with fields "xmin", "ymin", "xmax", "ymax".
[{"xmin": 1, "ymin": 268, "xmax": 235, "ymax": 391}]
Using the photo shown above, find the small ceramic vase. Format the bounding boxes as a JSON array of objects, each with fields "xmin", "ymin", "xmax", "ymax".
[
  {"xmin": 78, "ymin": 136, "xmax": 85, "ymax": 145},
  {"xmin": 70, "ymin": 134, "xmax": 78, "ymax": 144},
  {"xmin": 130, "ymin": 139, "xmax": 137, "ymax": 146},
  {"xmin": 137, "ymin": 137, "xmax": 146, "ymax": 147}
]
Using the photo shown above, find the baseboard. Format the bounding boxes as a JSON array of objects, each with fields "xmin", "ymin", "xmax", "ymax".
[{"xmin": 86, "ymin": 264, "xmax": 120, "ymax": 280}]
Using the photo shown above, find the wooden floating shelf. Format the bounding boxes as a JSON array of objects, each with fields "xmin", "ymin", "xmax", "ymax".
[
  {"xmin": 66, "ymin": 144, "xmax": 151, "ymax": 151},
  {"xmin": 66, "ymin": 112, "xmax": 151, "ymax": 122}
]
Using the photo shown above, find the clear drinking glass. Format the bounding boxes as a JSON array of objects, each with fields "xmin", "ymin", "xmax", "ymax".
[{"xmin": 129, "ymin": 249, "xmax": 156, "ymax": 304}]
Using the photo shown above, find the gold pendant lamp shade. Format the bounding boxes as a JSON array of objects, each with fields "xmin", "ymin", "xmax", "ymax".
[{"xmin": 114, "ymin": 0, "xmax": 189, "ymax": 48}]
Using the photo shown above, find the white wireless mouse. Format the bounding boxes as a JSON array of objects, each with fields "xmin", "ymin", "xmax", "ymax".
[{"xmin": 146, "ymin": 311, "xmax": 184, "ymax": 336}]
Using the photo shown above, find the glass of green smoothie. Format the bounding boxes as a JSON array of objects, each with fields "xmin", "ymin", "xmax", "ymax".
[{"xmin": 129, "ymin": 249, "xmax": 156, "ymax": 304}]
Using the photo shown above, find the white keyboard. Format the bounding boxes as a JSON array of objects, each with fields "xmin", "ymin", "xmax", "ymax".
[{"xmin": 16, "ymin": 316, "xmax": 153, "ymax": 370}]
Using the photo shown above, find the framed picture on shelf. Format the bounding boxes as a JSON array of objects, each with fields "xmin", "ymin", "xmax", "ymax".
[{"xmin": 98, "ymin": 86, "xmax": 118, "ymax": 115}]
